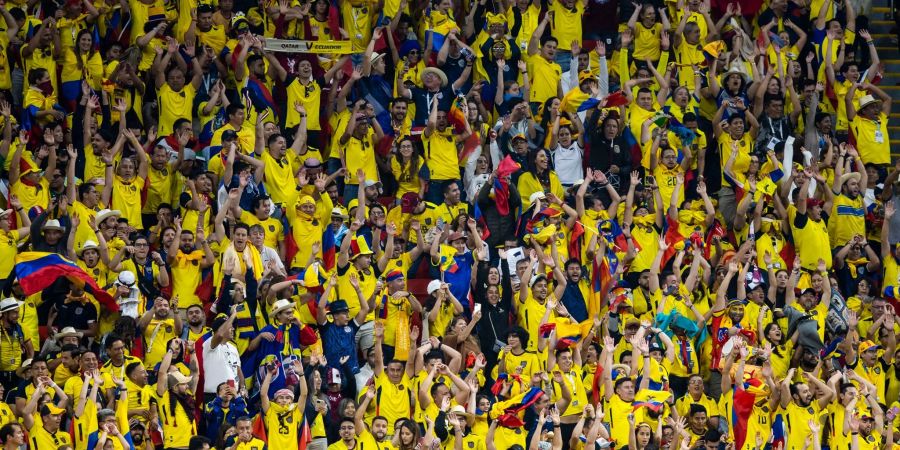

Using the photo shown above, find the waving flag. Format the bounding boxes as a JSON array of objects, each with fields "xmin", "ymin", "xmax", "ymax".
[
  {"xmin": 244, "ymin": 79, "xmax": 279, "ymax": 117},
  {"xmin": 600, "ymin": 219, "xmax": 637, "ymax": 252},
  {"xmin": 321, "ymin": 225, "xmax": 336, "ymax": 271},
  {"xmin": 661, "ymin": 216, "xmax": 686, "ymax": 268},
  {"xmin": 568, "ymin": 221, "xmax": 585, "ymax": 261},
  {"xmin": 473, "ymin": 202, "xmax": 490, "ymax": 240},
  {"xmin": 494, "ymin": 156, "xmax": 521, "ymax": 216},
  {"xmin": 490, "ymin": 387, "xmax": 544, "ymax": 428},
  {"xmin": 604, "ymin": 91, "xmax": 629, "ymax": 108},
  {"xmin": 13, "ymin": 252, "xmax": 119, "ymax": 312},
  {"xmin": 732, "ymin": 377, "xmax": 770, "ymax": 450},
  {"xmin": 448, "ymin": 97, "xmax": 467, "ymax": 132},
  {"xmin": 425, "ymin": 10, "xmax": 458, "ymax": 51},
  {"xmin": 439, "ymin": 244, "xmax": 458, "ymax": 273},
  {"xmin": 632, "ymin": 389, "xmax": 670, "ymax": 412}
]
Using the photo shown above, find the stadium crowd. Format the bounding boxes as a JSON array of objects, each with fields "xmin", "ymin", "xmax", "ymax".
[{"xmin": 0, "ymin": 0, "xmax": 894, "ymax": 448}]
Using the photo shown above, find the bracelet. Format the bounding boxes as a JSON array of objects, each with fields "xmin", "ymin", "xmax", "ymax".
[
  {"xmin": 14, "ymin": 207, "xmax": 22, "ymax": 211},
  {"xmin": 866, "ymin": 40, "xmax": 874, "ymax": 45},
  {"xmin": 521, "ymin": 71, "xmax": 527, "ymax": 74}
]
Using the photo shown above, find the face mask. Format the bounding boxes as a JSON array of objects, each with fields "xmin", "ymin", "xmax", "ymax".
[{"xmin": 37, "ymin": 80, "xmax": 53, "ymax": 96}]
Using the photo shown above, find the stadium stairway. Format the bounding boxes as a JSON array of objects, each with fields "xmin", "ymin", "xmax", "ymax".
[{"xmin": 869, "ymin": 1, "xmax": 900, "ymax": 156}]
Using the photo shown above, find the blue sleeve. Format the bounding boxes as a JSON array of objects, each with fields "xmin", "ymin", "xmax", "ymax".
[
  {"xmin": 86, "ymin": 432, "xmax": 97, "ymax": 450},
  {"xmin": 812, "ymin": 27, "xmax": 826, "ymax": 45}
]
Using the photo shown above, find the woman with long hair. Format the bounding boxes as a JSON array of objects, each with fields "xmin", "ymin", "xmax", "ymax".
[
  {"xmin": 759, "ymin": 322, "xmax": 794, "ymax": 380},
  {"xmin": 306, "ymin": 357, "xmax": 329, "ymax": 450},
  {"xmin": 442, "ymin": 314, "xmax": 481, "ymax": 356},
  {"xmin": 391, "ymin": 136, "xmax": 425, "ymax": 202},
  {"xmin": 155, "ymin": 338, "xmax": 199, "ymax": 449},
  {"xmin": 61, "ymin": 29, "xmax": 103, "ymax": 112},
  {"xmin": 517, "ymin": 148, "xmax": 564, "ymax": 210},
  {"xmin": 392, "ymin": 419, "xmax": 421, "ymax": 450}
]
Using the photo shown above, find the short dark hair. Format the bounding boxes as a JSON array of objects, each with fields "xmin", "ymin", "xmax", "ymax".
[
  {"xmin": 60, "ymin": 344, "xmax": 81, "ymax": 356},
  {"xmin": 541, "ymin": 36, "xmax": 558, "ymax": 46},
  {"xmin": 189, "ymin": 436, "xmax": 213, "ymax": 450},
  {"xmin": 104, "ymin": 335, "xmax": 124, "ymax": 349},
  {"xmin": 689, "ymin": 404, "xmax": 707, "ymax": 417},
  {"xmin": 28, "ymin": 68, "xmax": 48, "ymax": 86},
  {"xmin": 77, "ymin": 182, "xmax": 97, "ymax": 198},
  {"xmin": 0, "ymin": 422, "xmax": 21, "ymax": 443},
  {"xmin": 226, "ymin": 103, "xmax": 244, "ymax": 117},
  {"xmin": 233, "ymin": 223, "xmax": 250, "ymax": 235},
  {"xmin": 125, "ymin": 361, "xmax": 143, "ymax": 378}
]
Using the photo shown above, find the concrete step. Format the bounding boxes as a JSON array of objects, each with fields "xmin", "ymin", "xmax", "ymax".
[{"xmin": 869, "ymin": 20, "xmax": 895, "ymax": 27}]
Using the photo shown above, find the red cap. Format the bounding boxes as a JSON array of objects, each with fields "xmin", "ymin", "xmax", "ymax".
[{"xmin": 806, "ymin": 198, "xmax": 824, "ymax": 208}]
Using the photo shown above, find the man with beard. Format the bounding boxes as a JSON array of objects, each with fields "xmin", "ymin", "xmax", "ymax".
[
  {"xmin": 183, "ymin": 304, "xmax": 210, "ymax": 342},
  {"xmin": 830, "ymin": 147, "xmax": 867, "ymax": 249},
  {"xmin": 330, "ymin": 418, "xmax": 360, "ymax": 450},
  {"xmin": 137, "ymin": 296, "xmax": 183, "ymax": 370},
  {"xmin": 780, "ymin": 368, "xmax": 838, "ymax": 450},
  {"xmin": 365, "ymin": 321, "xmax": 417, "ymax": 433},
  {"xmin": 167, "ymin": 217, "xmax": 215, "ymax": 310},
  {"xmin": 355, "ymin": 386, "xmax": 395, "ymax": 448},
  {"xmin": 559, "ymin": 258, "xmax": 590, "ymax": 323},
  {"xmin": 586, "ymin": 112, "xmax": 630, "ymax": 194}
]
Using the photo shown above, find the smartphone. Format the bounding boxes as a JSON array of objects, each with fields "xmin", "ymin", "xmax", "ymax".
[
  {"xmin": 315, "ymin": 399, "xmax": 326, "ymax": 407},
  {"xmin": 235, "ymin": 304, "xmax": 245, "ymax": 312},
  {"xmin": 473, "ymin": 304, "xmax": 482, "ymax": 315},
  {"xmin": 227, "ymin": 379, "xmax": 236, "ymax": 389}
]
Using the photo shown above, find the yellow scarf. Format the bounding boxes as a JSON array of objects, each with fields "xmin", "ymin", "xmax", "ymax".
[
  {"xmin": 846, "ymin": 257, "xmax": 869, "ymax": 278},
  {"xmin": 219, "ymin": 243, "xmax": 264, "ymax": 287},
  {"xmin": 633, "ymin": 214, "xmax": 656, "ymax": 228}
]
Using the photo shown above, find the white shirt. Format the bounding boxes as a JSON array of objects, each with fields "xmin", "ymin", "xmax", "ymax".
[
  {"xmin": 553, "ymin": 142, "xmax": 583, "ymax": 185},
  {"xmin": 259, "ymin": 245, "xmax": 285, "ymax": 274},
  {"xmin": 202, "ymin": 338, "xmax": 241, "ymax": 393},
  {"xmin": 355, "ymin": 363, "xmax": 374, "ymax": 397}
]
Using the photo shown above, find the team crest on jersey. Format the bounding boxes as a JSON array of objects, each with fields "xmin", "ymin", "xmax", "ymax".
[
  {"xmin": 875, "ymin": 367, "xmax": 881, "ymax": 374},
  {"xmin": 807, "ymin": 407, "xmax": 814, "ymax": 414},
  {"xmin": 468, "ymin": 442, "xmax": 475, "ymax": 448},
  {"xmin": 269, "ymin": 225, "xmax": 276, "ymax": 232},
  {"xmin": 716, "ymin": 328, "xmax": 729, "ymax": 341}
]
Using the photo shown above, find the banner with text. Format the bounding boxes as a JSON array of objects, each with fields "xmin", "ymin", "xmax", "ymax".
[{"xmin": 263, "ymin": 39, "xmax": 353, "ymax": 54}]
